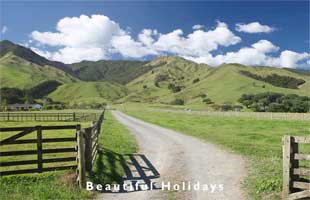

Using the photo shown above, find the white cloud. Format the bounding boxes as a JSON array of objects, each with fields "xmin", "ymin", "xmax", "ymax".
[
  {"xmin": 251, "ymin": 39, "xmax": 279, "ymax": 53},
  {"xmin": 31, "ymin": 14, "xmax": 157, "ymax": 63},
  {"xmin": 153, "ymin": 21, "xmax": 241, "ymax": 56},
  {"xmin": 31, "ymin": 14, "xmax": 125, "ymax": 63},
  {"xmin": 279, "ymin": 50, "xmax": 309, "ymax": 68},
  {"xmin": 29, "ymin": 14, "xmax": 308, "ymax": 68},
  {"xmin": 30, "ymin": 47, "xmax": 52, "ymax": 59},
  {"xmin": 2, "ymin": 26, "xmax": 8, "ymax": 34},
  {"xmin": 184, "ymin": 40, "xmax": 309, "ymax": 68},
  {"xmin": 236, "ymin": 22, "xmax": 275, "ymax": 33},
  {"xmin": 111, "ymin": 35, "xmax": 157, "ymax": 58},
  {"xmin": 138, "ymin": 29, "xmax": 158, "ymax": 47},
  {"xmin": 192, "ymin": 24, "xmax": 204, "ymax": 30}
]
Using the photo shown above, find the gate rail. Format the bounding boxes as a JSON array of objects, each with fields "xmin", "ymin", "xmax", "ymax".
[
  {"xmin": 282, "ymin": 136, "xmax": 310, "ymax": 200},
  {"xmin": 0, "ymin": 110, "xmax": 105, "ymax": 188}
]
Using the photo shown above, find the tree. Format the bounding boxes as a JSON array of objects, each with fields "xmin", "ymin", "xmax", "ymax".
[{"xmin": 171, "ymin": 98, "xmax": 184, "ymax": 105}]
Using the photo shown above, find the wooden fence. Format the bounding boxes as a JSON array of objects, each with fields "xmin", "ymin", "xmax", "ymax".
[
  {"xmin": 76, "ymin": 111, "xmax": 104, "ymax": 188},
  {"xmin": 282, "ymin": 136, "xmax": 310, "ymax": 200},
  {"xmin": 0, "ymin": 110, "xmax": 105, "ymax": 188},
  {"xmin": 0, "ymin": 112, "xmax": 100, "ymax": 122},
  {"xmin": 155, "ymin": 109, "xmax": 310, "ymax": 121}
]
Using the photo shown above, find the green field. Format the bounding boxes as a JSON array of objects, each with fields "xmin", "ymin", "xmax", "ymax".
[
  {"xmin": 0, "ymin": 110, "xmax": 137, "ymax": 200},
  {"xmin": 119, "ymin": 105, "xmax": 310, "ymax": 200}
]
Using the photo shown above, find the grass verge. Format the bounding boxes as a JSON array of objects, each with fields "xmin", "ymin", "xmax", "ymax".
[{"xmin": 91, "ymin": 110, "xmax": 138, "ymax": 184}]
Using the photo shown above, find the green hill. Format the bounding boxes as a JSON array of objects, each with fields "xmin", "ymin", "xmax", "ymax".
[
  {"xmin": 0, "ymin": 40, "xmax": 75, "ymax": 75},
  {"xmin": 0, "ymin": 52, "xmax": 78, "ymax": 89},
  {"xmin": 48, "ymin": 81, "xmax": 128, "ymax": 106},
  {"xmin": 125, "ymin": 56, "xmax": 212, "ymax": 103},
  {"xmin": 125, "ymin": 57, "xmax": 310, "ymax": 107},
  {"xmin": 70, "ymin": 60, "xmax": 151, "ymax": 84}
]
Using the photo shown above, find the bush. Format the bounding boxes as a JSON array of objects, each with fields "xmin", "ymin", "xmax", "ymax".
[
  {"xmin": 0, "ymin": 87, "xmax": 24, "ymax": 104},
  {"xmin": 202, "ymin": 98, "xmax": 213, "ymax": 104},
  {"xmin": 168, "ymin": 83, "xmax": 182, "ymax": 93},
  {"xmin": 239, "ymin": 92, "xmax": 310, "ymax": 113},
  {"xmin": 193, "ymin": 78, "xmax": 200, "ymax": 84},
  {"xmin": 154, "ymin": 74, "xmax": 169, "ymax": 88},
  {"xmin": 171, "ymin": 98, "xmax": 184, "ymax": 105},
  {"xmin": 221, "ymin": 102, "xmax": 233, "ymax": 111}
]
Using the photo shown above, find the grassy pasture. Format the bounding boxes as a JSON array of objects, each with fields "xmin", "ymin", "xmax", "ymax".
[
  {"xmin": 0, "ymin": 110, "xmax": 137, "ymax": 200},
  {"xmin": 120, "ymin": 105, "xmax": 310, "ymax": 200}
]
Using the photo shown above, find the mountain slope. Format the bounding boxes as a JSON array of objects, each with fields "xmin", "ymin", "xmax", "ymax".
[
  {"xmin": 125, "ymin": 56, "xmax": 212, "ymax": 103},
  {"xmin": 70, "ymin": 60, "xmax": 151, "ymax": 84},
  {"xmin": 0, "ymin": 40, "xmax": 75, "ymax": 75},
  {"xmin": 125, "ymin": 57, "xmax": 310, "ymax": 106},
  {"xmin": 48, "ymin": 81, "xmax": 128, "ymax": 106},
  {"xmin": 179, "ymin": 64, "xmax": 310, "ymax": 105},
  {"xmin": 0, "ymin": 52, "xmax": 78, "ymax": 89}
]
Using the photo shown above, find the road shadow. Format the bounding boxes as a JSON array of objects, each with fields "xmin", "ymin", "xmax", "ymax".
[{"xmin": 91, "ymin": 148, "xmax": 161, "ymax": 193}]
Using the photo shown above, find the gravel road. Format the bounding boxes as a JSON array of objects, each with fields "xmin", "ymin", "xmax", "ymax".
[{"xmin": 101, "ymin": 111, "xmax": 246, "ymax": 200}]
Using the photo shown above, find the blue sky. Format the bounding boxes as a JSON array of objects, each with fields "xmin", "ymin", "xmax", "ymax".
[{"xmin": 1, "ymin": 1, "xmax": 309, "ymax": 68}]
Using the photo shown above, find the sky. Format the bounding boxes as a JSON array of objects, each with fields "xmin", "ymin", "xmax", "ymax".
[{"xmin": 1, "ymin": 0, "xmax": 309, "ymax": 68}]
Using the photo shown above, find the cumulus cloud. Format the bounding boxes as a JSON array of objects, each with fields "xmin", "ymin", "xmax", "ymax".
[
  {"xmin": 2, "ymin": 25, "xmax": 8, "ymax": 34},
  {"xmin": 29, "ymin": 14, "xmax": 308, "ymax": 68},
  {"xmin": 153, "ymin": 21, "xmax": 241, "ymax": 56},
  {"xmin": 236, "ymin": 22, "xmax": 275, "ymax": 33},
  {"xmin": 279, "ymin": 50, "xmax": 309, "ymax": 68},
  {"xmin": 30, "ymin": 14, "xmax": 158, "ymax": 63},
  {"xmin": 138, "ymin": 29, "xmax": 158, "ymax": 47},
  {"xmin": 111, "ymin": 35, "xmax": 157, "ymax": 58},
  {"xmin": 192, "ymin": 24, "xmax": 204, "ymax": 30},
  {"xmin": 184, "ymin": 40, "xmax": 309, "ymax": 68}
]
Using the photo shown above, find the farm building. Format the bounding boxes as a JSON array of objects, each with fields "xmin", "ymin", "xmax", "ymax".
[{"xmin": 7, "ymin": 103, "xmax": 43, "ymax": 111}]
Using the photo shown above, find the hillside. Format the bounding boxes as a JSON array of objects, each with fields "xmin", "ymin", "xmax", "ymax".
[
  {"xmin": 0, "ymin": 52, "xmax": 78, "ymax": 89},
  {"xmin": 125, "ymin": 56, "xmax": 212, "ymax": 103},
  {"xmin": 0, "ymin": 40, "xmax": 75, "ymax": 75},
  {"xmin": 70, "ymin": 60, "xmax": 150, "ymax": 84},
  {"xmin": 48, "ymin": 81, "xmax": 128, "ymax": 106},
  {"xmin": 125, "ymin": 57, "xmax": 310, "ymax": 107}
]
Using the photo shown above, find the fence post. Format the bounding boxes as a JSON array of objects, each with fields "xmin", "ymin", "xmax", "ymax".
[
  {"xmin": 37, "ymin": 126, "xmax": 43, "ymax": 173},
  {"xmin": 283, "ymin": 135, "xmax": 292, "ymax": 199},
  {"xmin": 73, "ymin": 113, "xmax": 76, "ymax": 121},
  {"xmin": 84, "ymin": 127, "xmax": 93, "ymax": 173},
  {"xmin": 77, "ymin": 125, "xmax": 86, "ymax": 188},
  {"xmin": 7, "ymin": 112, "xmax": 9, "ymax": 121}
]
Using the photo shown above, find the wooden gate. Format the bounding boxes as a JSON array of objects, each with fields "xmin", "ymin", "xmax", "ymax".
[
  {"xmin": 282, "ymin": 136, "xmax": 310, "ymax": 200},
  {"xmin": 0, "ymin": 125, "xmax": 78, "ymax": 176},
  {"xmin": 0, "ymin": 110, "xmax": 105, "ymax": 188}
]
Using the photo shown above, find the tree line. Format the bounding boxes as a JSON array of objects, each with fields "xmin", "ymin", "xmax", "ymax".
[
  {"xmin": 239, "ymin": 92, "xmax": 310, "ymax": 113},
  {"xmin": 239, "ymin": 70, "xmax": 305, "ymax": 89}
]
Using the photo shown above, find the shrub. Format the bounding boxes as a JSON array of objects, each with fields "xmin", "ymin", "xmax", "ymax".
[
  {"xmin": 154, "ymin": 74, "xmax": 169, "ymax": 88},
  {"xmin": 193, "ymin": 78, "xmax": 200, "ymax": 84},
  {"xmin": 221, "ymin": 102, "xmax": 233, "ymax": 111},
  {"xmin": 202, "ymin": 98, "xmax": 213, "ymax": 104},
  {"xmin": 171, "ymin": 98, "xmax": 184, "ymax": 105},
  {"xmin": 168, "ymin": 83, "xmax": 182, "ymax": 93},
  {"xmin": 239, "ymin": 92, "xmax": 310, "ymax": 113}
]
